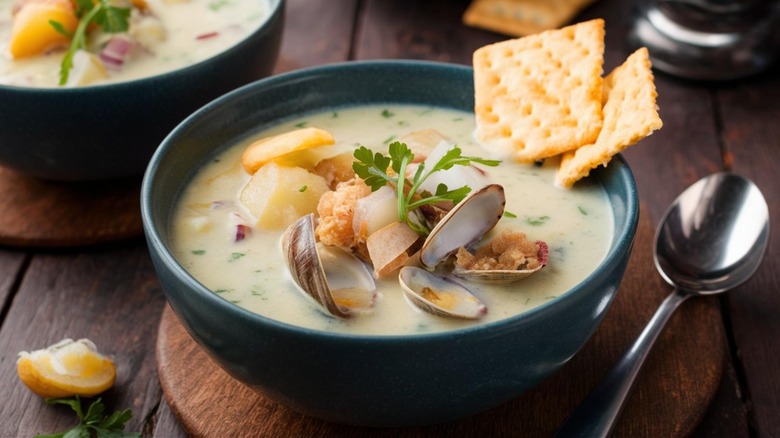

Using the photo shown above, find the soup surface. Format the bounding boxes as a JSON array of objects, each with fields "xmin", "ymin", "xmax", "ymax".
[
  {"xmin": 0, "ymin": 0, "xmax": 269, "ymax": 87},
  {"xmin": 171, "ymin": 105, "xmax": 614, "ymax": 335}
]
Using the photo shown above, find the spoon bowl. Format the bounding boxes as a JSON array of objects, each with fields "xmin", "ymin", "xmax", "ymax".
[
  {"xmin": 557, "ymin": 171, "xmax": 770, "ymax": 437},
  {"xmin": 655, "ymin": 172, "xmax": 770, "ymax": 295}
]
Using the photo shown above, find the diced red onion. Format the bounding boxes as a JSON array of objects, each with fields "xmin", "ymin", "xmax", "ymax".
[
  {"xmin": 99, "ymin": 35, "xmax": 135, "ymax": 70},
  {"xmin": 228, "ymin": 212, "xmax": 252, "ymax": 242},
  {"xmin": 195, "ymin": 32, "xmax": 219, "ymax": 40},
  {"xmin": 235, "ymin": 224, "xmax": 251, "ymax": 241}
]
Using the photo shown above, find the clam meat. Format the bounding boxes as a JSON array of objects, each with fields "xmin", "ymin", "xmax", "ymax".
[
  {"xmin": 282, "ymin": 214, "xmax": 376, "ymax": 318},
  {"xmin": 399, "ymin": 266, "xmax": 487, "ymax": 319}
]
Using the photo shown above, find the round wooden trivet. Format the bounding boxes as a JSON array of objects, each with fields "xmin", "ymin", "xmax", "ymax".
[
  {"xmin": 157, "ymin": 208, "xmax": 725, "ymax": 437},
  {"xmin": 0, "ymin": 166, "xmax": 143, "ymax": 248}
]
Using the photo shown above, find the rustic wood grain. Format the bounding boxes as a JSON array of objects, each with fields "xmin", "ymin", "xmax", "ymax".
[
  {"xmin": 715, "ymin": 62, "xmax": 780, "ymax": 437},
  {"xmin": 272, "ymin": 0, "xmax": 358, "ymax": 73},
  {"xmin": 355, "ymin": 0, "xmax": 497, "ymax": 65},
  {"xmin": 156, "ymin": 207, "xmax": 725, "ymax": 437},
  {"xmin": 0, "ymin": 245, "xmax": 165, "ymax": 437},
  {"xmin": 0, "ymin": 250, "xmax": 26, "ymax": 308},
  {"xmin": 0, "ymin": 167, "xmax": 143, "ymax": 248}
]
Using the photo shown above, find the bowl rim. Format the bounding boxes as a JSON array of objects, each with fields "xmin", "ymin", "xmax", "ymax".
[
  {"xmin": 0, "ymin": 0, "xmax": 284, "ymax": 93},
  {"xmin": 141, "ymin": 59, "xmax": 639, "ymax": 343}
]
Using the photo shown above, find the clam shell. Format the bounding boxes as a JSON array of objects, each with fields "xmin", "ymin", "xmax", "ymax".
[
  {"xmin": 399, "ymin": 266, "xmax": 487, "ymax": 319},
  {"xmin": 281, "ymin": 214, "xmax": 376, "ymax": 318},
  {"xmin": 453, "ymin": 241, "xmax": 549, "ymax": 284},
  {"xmin": 419, "ymin": 184, "xmax": 505, "ymax": 269}
]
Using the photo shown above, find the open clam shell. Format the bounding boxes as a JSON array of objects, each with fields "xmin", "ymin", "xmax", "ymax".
[
  {"xmin": 419, "ymin": 184, "xmax": 505, "ymax": 269},
  {"xmin": 281, "ymin": 214, "xmax": 376, "ymax": 318},
  {"xmin": 399, "ymin": 266, "xmax": 487, "ymax": 319},
  {"xmin": 454, "ymin": 241, "xmax": 549, "ymax": 284}
]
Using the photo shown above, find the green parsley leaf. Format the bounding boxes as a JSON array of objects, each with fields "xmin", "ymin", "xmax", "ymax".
[
  {"xmin": 381, "ymin": 109, "xmax": 394, "ymax": 118},
  {"xmin": 503, "ymin": 211, "xmax": 517, "ymax": 218},
  {"xmin": 37, "ymin": 397, "xmax": 139, "ymax": 438},
  {"xmin": 298, "ymin": 185, "xmax": 308, "ymax": 192},
  {"xmin": 526, "ymin": 215, "xmax": 550, "ymax": 226},
  {"xmin": 352, "ymin": 146, "xmax": 393, "ymax": 191}
]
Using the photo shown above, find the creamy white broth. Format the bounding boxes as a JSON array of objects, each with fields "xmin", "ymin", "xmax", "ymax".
[
  {"xmin": 0, "ymin": 0, "xmax": 268, "ymax": 87},
  {"xmin": 171, "ymin": 105, "xmax": 614, "ymax": 335}
]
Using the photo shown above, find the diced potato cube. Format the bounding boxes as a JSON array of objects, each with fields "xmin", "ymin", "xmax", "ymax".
[
  {"xmin": 240, "ymin": 163, "xmax": 329, "ymax": 229},
  {"xmin": 9, "ymin": 0, "xmax": 78, "ymax": 59}
]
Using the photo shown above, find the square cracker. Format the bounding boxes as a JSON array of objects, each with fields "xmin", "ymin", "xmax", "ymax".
[
  {"xmin": 555, "ymin": 47, "xmax": 663, "ymax": 188},
  {"xmin": 463, "ymin": 0, "xmax": 598, "ymax": 37},
  {"xmin": 474, "ymin": 18, "xmax": 605, "ymax": 162}
]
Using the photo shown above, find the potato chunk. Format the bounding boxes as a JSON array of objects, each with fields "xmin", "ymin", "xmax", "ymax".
[
  {"xmin": 240, "ymin": 163, "xmax": 329, "ymax": 229},
  {"xmin": 241, "ymin": 128, "xmax": 335, "ymax": 174},
  {"xmin": 9, "ymin": 0, "xmax": 78, "ymax": 59}
]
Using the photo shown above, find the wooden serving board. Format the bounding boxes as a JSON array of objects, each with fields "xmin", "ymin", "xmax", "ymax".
[
  {"xmin": 156, "ymin": 207, "xmax": 725, "ymax": 437},
  {"xmin": 0, "ymin": 167, "xmax": 143, "ymax": 248}
]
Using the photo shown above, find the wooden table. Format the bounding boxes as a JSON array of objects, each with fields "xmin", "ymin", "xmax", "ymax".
[{"xmin": 1, "ymin": 1, "xmax": 778, "ymax": 436}]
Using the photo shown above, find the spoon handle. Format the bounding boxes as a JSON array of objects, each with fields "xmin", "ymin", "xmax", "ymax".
[{"xmin": 555, "ymin": 289, "xmax": 690, "ymax": 437}]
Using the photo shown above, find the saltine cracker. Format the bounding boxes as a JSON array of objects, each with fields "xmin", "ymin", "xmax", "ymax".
[
  {"xmin": 473, "ymin": 19, "xmax": 605, "ymax": 162},
  {"xmin": 463, "ymin": 0, "xmax": 597, "ymax": 37},
  {"xmin": 556, "ymin": 47, "xmax": 663, "ymax": 187}
]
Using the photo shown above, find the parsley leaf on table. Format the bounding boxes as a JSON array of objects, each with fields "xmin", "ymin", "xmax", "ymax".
[{"xmin": 36, "ymin": 396, "xmax": 140, "ymax": 438}]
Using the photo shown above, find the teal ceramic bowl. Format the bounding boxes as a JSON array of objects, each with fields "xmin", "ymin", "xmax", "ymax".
[
  {"xmin": 0, "ymin": 0, "xmax": 283, "ymax": 181},
  {"xmin": 141, "ymin": 61, "xmax": 639, "ymax": 427}
]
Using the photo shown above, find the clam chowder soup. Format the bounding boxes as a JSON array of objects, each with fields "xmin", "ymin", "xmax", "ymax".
[
  {"xmin": 171, "ymin": 105, "xmax": 614, "ymax": 335},
  {"xmin": 0, "ymin": 0, "xmax": 269, "ymax": 87}
]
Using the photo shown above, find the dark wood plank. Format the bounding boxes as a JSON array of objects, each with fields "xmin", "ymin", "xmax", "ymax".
[
  {"xmin": 272, "ymin": 0, "xmax": 358, "ymax": 73},
  {"xmin": 0, "ymin": 249, "xmax": 26, "ymax": 307},
  {"xmin": 152, "ymin": 398, "xmax": 188, "ymax": 438},
  {"xmin": 0, "ymin": 245, "xmax": 165, "ymax": 437},
  {"xmin": 355, "ymin": 0, "xmax": 496, "ymax": 65},
  {"xmin": 0, "ymin": 169, "xmax": 143, "ymax": 248},
  {"xmin": 715, "ymin": 63, "xmax": 780, "ymax": 436}
]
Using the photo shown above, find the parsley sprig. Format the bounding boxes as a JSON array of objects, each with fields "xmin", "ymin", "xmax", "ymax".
[
  {"xmin": 49, "ymin": 0, "xmax": 131, "ymax": 85},
  {"xmin": 36, "ymin": 396, "xmax": 140, "ymax": 438},
  {"xmin": 353, "ymin": 141, "xmax": 500, "ymax": 235}
]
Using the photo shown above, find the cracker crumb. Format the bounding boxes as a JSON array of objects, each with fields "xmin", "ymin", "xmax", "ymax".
[
  {"xmin": 455, "ymin": 231, "xmax": 542, "ymax": 271},
  {"xmin": 314, "ymin": 178, "xmax": 371, "ymax": 251}
]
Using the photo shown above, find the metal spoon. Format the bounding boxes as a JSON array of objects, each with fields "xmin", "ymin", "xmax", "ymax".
[{"xmin": 556, "ymin": 172, "xmax": 770, "ymax": 437}]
